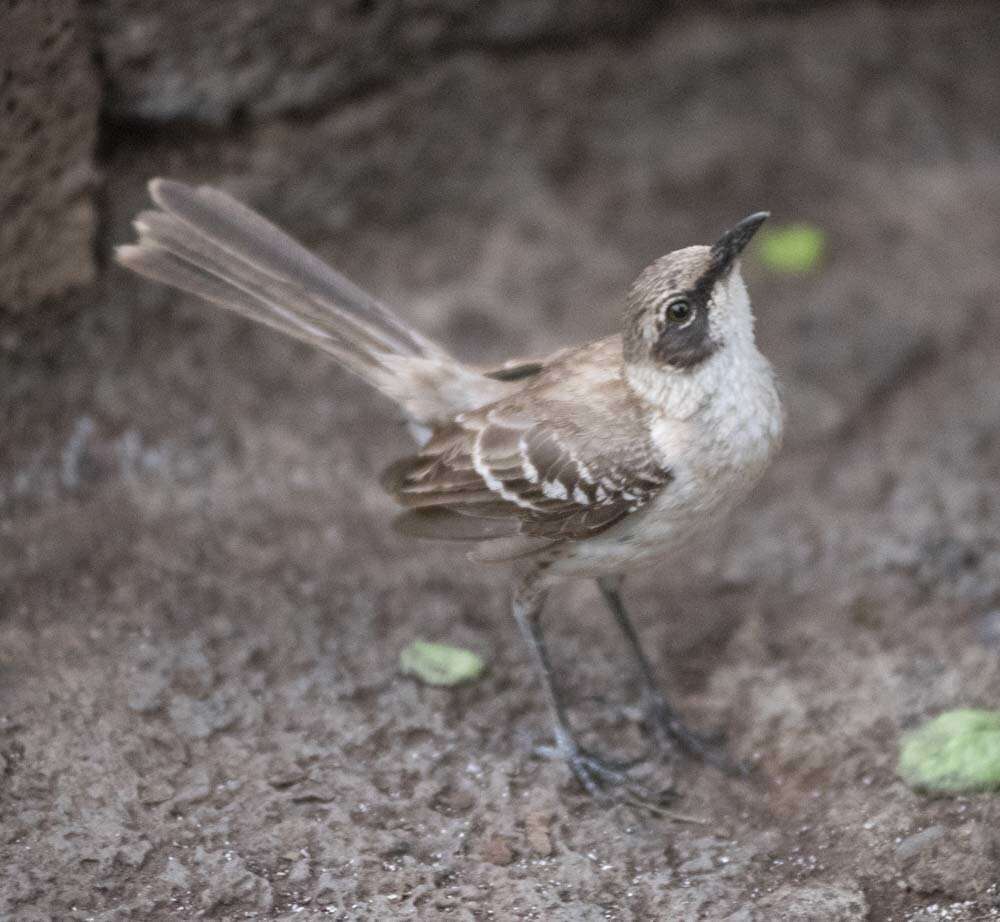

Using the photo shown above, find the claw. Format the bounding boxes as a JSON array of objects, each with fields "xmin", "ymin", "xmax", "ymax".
[
  {"xmin": 566, "ymin": 748, "xmax": 633, "ymax": 797},
  {"xmin": 645, "ymin": 696, "xmax": 750, "ymax": 777},
  {"xmin": 535, "ymin": 732, "xmax": 669, "ymax": 803},
  {"xmin": 533, "ymin": 743, "xmax": 649, "ymax": 776}
]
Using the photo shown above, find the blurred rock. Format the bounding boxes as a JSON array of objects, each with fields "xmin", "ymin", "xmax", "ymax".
[
  {"xmin": 0, "ymin": 0, "xmax": 99, "ymax": 312},
  {"xmin": 902, "ymin": 822, "xmax": 1000, "ymax": 901},
  {"xmin": 754, "ymin": 883, "xmax": 868, "ymax": 921},
  {"xmin": 479, "ymin": 834, "xmax": 516, "ymax": 865},
  {"xmin": 895, "ymin": 824, "xmax": 945, "ymax": 862},
  {"xmin": 170, "ymin": 767, "xmax": 213, "ymax": 811},
  {"xmin": 91, "ymin": 0, "xmax": 661, "ymax": 124},
  {"xmin": 977, "ymin": 610, "xmax": 1000, "ymax": 648},
  {"xmin": 191, "ymin": 846, "xmax": 274, "ymax": 913},
  {"xmin": 167, "ymin": 690, "xmax": 242, "ymax": 739}
]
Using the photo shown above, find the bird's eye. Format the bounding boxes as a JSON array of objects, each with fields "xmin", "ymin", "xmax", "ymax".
[{"xmin": 665, "ymin": 298, "xmax": 693, "ymax": 324}]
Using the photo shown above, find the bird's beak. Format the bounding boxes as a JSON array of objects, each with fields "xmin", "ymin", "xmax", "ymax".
[{"xmin": 709, "ymin": 212, "xmax": 769, "ymax": 274}]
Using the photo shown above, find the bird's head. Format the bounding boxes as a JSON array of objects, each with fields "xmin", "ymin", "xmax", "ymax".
[{"xmin": 622, "ymin": 212, "xmax": 769, "ymax": 375}]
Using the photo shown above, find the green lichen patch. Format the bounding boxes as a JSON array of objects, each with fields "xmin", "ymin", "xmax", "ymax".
[
  {"xmin": 400, "ymin": 640, "xmax": 486, "ymax": 687},
  {"xmin": 757, "ymin": 223, "xmax": 825, "ymax": 273},
  {"xmin": 898, "ymin": 709, "xmax": 1000, "ymax": 794}
]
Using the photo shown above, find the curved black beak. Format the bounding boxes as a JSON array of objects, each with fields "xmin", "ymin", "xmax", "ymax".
[{"xmin": 709, "ymin": 211, "xmax": 769, "ymax": 275}]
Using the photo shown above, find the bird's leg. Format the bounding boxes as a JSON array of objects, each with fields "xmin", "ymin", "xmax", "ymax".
[
  {"xmin": 596, "ymin": 576, "xmax": 746, "ymax": 775},
  {"xmin": 513, "ymin": 571, "xmax": 641, "ymax": 797}
]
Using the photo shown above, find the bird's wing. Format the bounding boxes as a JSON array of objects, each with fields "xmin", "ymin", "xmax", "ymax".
[
  {"xmin": 479, "ymin": 346, "xmax": 577, "ymax": 382},
  {"xmin": 384, "ymin": 355, "xmax": 673, "ymax": 542}
]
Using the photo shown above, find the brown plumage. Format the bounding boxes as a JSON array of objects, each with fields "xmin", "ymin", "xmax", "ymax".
[
  {"xmin": 386, "ymin": 338, "xmax": 673, "ymax": 545},
  {"xmin": 117, "ymin": 179, "xmax": 782, "ymax": 798}
]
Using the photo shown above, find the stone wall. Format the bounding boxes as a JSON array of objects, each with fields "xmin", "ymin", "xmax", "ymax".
[
  {"xmin": 0, "ymin": 0, "xmax": 99, "ymax": 312},
  {"xmin": 93, "ymin": 0, "xmax": 662, "ymax": 123}
]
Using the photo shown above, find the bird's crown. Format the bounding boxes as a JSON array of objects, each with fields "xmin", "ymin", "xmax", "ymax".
[{"xmin": 623, "ymin": 213, "xmax": 768, "ymax": 371}]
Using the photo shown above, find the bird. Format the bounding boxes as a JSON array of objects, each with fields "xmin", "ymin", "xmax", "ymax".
[{"xmin": 117, "ymin": 179, "xmax": 784, "ymax": 797}]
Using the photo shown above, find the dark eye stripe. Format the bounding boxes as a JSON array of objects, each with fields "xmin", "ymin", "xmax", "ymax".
[{"xmin": 653, "ymin": 287, "xmax": 717, "ymax": 369}]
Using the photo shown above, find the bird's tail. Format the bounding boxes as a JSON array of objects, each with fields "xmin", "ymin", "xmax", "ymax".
[{"xmin": 117, "ymin": 179, "xmax": 507, "ymax": 428}]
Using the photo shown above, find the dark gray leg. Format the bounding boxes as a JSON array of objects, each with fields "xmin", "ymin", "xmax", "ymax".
[
  {"xmin": 513, "ymin": 571, "xmax": 639, "ymax": 796},
  {"xmin": 597, "ymin": 576, "xmax": 745, "ymax": 774}
]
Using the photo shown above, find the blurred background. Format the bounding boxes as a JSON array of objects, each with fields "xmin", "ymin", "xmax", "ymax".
[{"xmin": 2, "ymin": 1, "xmax": 1000, "ymax": 919}]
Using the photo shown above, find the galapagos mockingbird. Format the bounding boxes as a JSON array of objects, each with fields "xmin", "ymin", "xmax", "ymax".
[{"xmin": 118, "ymin": 179, "xmax": 783, "ymax": 796}]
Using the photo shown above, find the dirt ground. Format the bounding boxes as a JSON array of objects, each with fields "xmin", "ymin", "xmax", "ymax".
[{"xmin": 3, "ymin": 3, "xmax": 1000, "ymax": 920}]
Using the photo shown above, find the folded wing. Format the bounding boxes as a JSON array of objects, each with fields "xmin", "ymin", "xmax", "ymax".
[{"xmin": 385, "ymin": 364, "xmax": 673, "ymax": 543}]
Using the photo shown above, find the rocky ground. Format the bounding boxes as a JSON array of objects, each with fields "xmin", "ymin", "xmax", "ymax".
[{"xmin": 2, "ymin": 2, "xmax": 1000, "ymax": 919}]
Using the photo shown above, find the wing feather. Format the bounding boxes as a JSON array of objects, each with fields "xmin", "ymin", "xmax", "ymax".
[
  {"xmin": 387, "ymin": 413, "xmax": 672, "ymax": 541},
  {"xmin": 382, "ymin": 337, "xmax": 675, "ymax": 544}
]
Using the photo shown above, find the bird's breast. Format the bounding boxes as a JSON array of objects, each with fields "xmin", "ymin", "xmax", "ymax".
[
  {"xmin": 560, "ymin": 356, "xmax": 783, "ymax": 572},
  {"xmin": 670, "ymin": 354, "xmax": 783, "ymax": 509},
  {"xmin": 549, "ymin": 356, "xmax": 782, "ymax": 580}
]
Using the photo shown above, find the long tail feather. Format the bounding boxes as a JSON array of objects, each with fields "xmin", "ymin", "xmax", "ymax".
[{"xmin": 117, "ymin": 179, "xmax": 509, "ymax": 426}]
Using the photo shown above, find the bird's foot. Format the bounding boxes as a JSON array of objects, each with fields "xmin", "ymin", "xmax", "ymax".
[
  {"xmin": 644, "ymin": 695, "xmax": 750, "ymax": 777},
  {"xmin": 537, "ymin": 743, "xmax": 637, "ymax": 797},
  {"xmin": 534, "ymin": 734, "xmax": 665, "ymax": 802}
]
